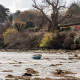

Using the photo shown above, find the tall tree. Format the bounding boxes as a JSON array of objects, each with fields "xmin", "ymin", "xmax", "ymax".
[
  {"xmin": 32, "ymin": 0, "xmax": 66, "ymax": 31},
  {"xmin": 0, "ymin": 5, "xmax": 9, "ymax": 22},
  {"xmin": 62, "ymin": 2, "xmax": 80, "ymax": 24}
]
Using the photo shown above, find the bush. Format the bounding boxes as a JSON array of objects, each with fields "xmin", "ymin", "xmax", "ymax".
[
  {"xmin": 25, "ymin": 21, "xmax": 35, "ymax": 29},
  {"xmin": 5, "ymin": 31, "xmax": 43, "ymax": 49},
  {"xmin": 63, "ymin": 37, "xmax": 74, "ymax": 49},
  {"xmin": 74, "ymin": 32, "xmax": 80, "ymax": 44},
  {"xmin": 69, "ymin": 32, "xmax": 76, "ymax": 38},
  {"xmin": 34, "ymin": 27, "xmax": 41, "ymax": 32},
  {"xmin": 40, "ymin": 31, "xmax": 77, "ymax": 49},
  {"xmin": 3, "ymin": 28, "xmax": 80, "ymax": 50},
  {"xmin": 51, "ymin": 32, "xmax": 66, "ymax": 49},
  {"xmin": 27, "ymin": 27, "xmax": 41, "ymax": 32},
  {"xmin": 40, "ymin": 31, "xmax": 67, "ymax": 49},
  {"xmin": 62, "ymin": 31, "xmax": 76, "ymax": 49},
  {"xmin": 0, "ymin": 37, "xmax": 5, "ymax": 48},
  {"xmin": 14, "ymin": 21, "xmax": 26, "ymax": 31},
  {"xmin": 3, "ymin": 28, "xmax": 18, "ymax": 45},
  {"xmin": 71, "ymin": 44, "xmax": 78, "ymax": 50},
  {"xmin": 40, "ymin": 33, "xmax": 53, "ymax": 48},
  {"xmin": 38, "ymin": 28, "xmax": 48, "ymax": 32},
  {"xmin": 26, "ymin": 33, "xmax": 43, "ymax": 49}
]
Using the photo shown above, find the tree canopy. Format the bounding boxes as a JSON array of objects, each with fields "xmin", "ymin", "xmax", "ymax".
[
  {"xmin": 0, "ymin": 5, "xmax": 9, "ymax": 22},
  {"xmin": 62, "ymin": 2, "xmax": 80, "ymax": 24},
  {"xmin": 15, "ymin": 9, "xmax": 47, "ymax": 27}
]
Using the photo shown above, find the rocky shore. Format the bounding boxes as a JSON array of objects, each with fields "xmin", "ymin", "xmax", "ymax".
[{"xmin": 0, "ymin": 51, "xmax": 79, "ymax": 80}]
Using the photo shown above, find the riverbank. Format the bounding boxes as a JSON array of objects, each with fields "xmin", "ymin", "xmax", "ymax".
[
  {"xmin": 0, "ymin": 52, "xmax": 80, "ymax": 80},
  {"xmin": 0, "ymin": 49, "xmax": 80, "ymax": 54}
]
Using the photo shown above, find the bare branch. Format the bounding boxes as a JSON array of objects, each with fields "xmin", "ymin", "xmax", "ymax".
[
  {"xmin": 32, "ymin": 0, "xmax": 68, "ymax": 31},
  {"xmin": 58, "ymin": 5, "xmax": 65, "ymax": 10},
  {"xmin": 32, "ymin": 0, "xmax": 51, "ymax": 22},
  {"xmin": 59, "ymin": 14, "xmax": 72, "ymax": 23},
  {"xmin": 46, "ymin": 0, "xmax": 55, "ymax": 8},
  {"xmin": 56, "ymin": 0, "xmax": 59, "ymax": 7},
  {"xmin": 46, "ymin": 0, "xmax": 52, "ymax": 5}
]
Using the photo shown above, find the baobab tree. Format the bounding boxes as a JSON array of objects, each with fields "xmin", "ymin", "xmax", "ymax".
[{"xmin": 32, "ymin": 0, "xmax": 66, "ymax": 31}]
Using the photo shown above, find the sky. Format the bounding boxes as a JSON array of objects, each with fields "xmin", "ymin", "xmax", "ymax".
[
  {"xmin": 0, "ymin": 0, "xmax": 33, "ymax": 13},
  {"xmin": 0, "ymin": 0, "xmax": 77, "ymax": 13}
]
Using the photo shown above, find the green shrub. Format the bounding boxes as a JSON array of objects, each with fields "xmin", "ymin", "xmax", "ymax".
[
  {"xmin": 74, "ymin": 32, "xmax": 80, "ymax": 44},
  {"xmin": 40, "ymin": 33, "xmax": 53, "ymax": 48},
  {"xmin": 25, "ymin": 21, "xmax": 35, "ymax": 29},
  {"xmin": 71, "ymin": 44, "xmax": 78, "ymax": 50},
  {"xmin": 0, "ymin": 37, "xmax": 6, "ymax": 48},
  {"xmin": 74, "ymin": 37, "xmax": 80, "ymax": 44},
  {"xmin": 51, "ymin": 32, "xmax": 65, "ymax": 49},
  {"xmin": 40, "ymin": 32, "xmax": 65, "ymax": 49},
  {"xmin": 3, "ymin": 28, "xmax": 18, "ymax": 45},
  {"xmin": 40, "ymin": 31, "xmax": 79, "ymax": 49},
  {"xmin": 69, "ymin": 32, "xmax": 76, "ymax": 38},
  {"xmin": 63, "ymin": 37, "xmax": 74, "ymax": 49},
  {"xmin": 14, "ymin": 21, "xmax": 26, "ymax": 31}
]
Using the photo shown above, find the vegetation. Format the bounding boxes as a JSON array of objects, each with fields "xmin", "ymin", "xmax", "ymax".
[
  {"xmin": 40, "ymin": 33, "xmax": 53, "ymax": 48},
  {"xmin": 0, "ymin": 1, "xmax": 79, "ymax": 50},
  {"xmin": 15, "ymin": 9, "xmax": 47, "ymax": 28},
  {"xmin": 25, "ymin": 21, "xmax": 35, "ymax": 29},
  {"xmin": 14, "ymin": 21, "xmax": 26, "ymax": 31},
  {"xmin": 0, "ymin": 5, "xmax": 9, "ymax": 22},
  {"xmin": 3, "ymin": 28, "xmax": 18, "ymax": 44}
]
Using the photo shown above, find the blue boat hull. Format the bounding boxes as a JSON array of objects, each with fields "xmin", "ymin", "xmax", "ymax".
[{"xmin": 32, "ymin": 56, "xmax": 41, "ymax": 59}]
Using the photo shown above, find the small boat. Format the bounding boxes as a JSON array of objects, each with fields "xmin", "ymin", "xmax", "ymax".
[{"xmin": 32, "ymin": 54, "xmax": 42, "ymax": 59}]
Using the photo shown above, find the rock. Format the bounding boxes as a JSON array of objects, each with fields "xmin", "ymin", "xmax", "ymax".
[
  {"xmin": 74, "ymin": 54, "xmax": 78, "ymax": 57},
  {"xmin": 6, "ymin": 74, "xmax": 14, "ymax": 78},
  {"xmin": 18, "ymin": 62, "xmax": 22, "ymax": 64},
  {"xmin": 45, "ymin": 78, "xmax": 53, "ymax": 80},
  {"xmin": 2, "ymin": 70, "xmax": 13, "ymax": 72},
  {"xmin": 23, "ymin": 73, "xmax": 32, "ymax": 76},
  {"xmin": 32, "ymin": 54, "xmax": 42, "ymax": 59},
  {"xmin": 15, "ymin": 76, "xmax": 24, "ymax": 79},
  {"xmin": 26, "ymin": 68, "xmax": 38, "ymax": 74},
  {"xmin": 32, "ymin": 78, "xmax": 44, "ymax": 80}
]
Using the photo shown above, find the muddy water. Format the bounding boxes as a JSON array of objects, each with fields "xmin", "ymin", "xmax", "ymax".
[{"xmin": 0, "ymin": 52, "xmax": 80, "ymax": 79}]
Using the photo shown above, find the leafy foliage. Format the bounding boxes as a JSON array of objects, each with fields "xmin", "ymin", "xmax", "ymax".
[
  {"xmin": 40, "ymin": 33, "xmax": 53, "ymax": 48},
  {"xmin": 0, "ymin": 5, "xmax": 9, "ymax": 22},
  {"xmin": 25, "ymin": 21, "xmax": 35, "ymax": 28},
  {"xmin": 3, "ymin": 28, "xmax": 18, "ymax": 44},
  {"xmin": 15, "ymin": 9, "xmax": 46, "ymax": 27},
  {"xmin": 14, "ymin": 21, "xmax": 26, "ymax": 31},
  {"xmin": 40, "ymin": 31, "xmax": 78, "ymax": 49},
  {"xmin": 74, "ymin": 32, "xmax": 80, "ymax": 44},
  {"xmin": 7, "ymin": 14, "xmax": 13, "ymax": 23}
]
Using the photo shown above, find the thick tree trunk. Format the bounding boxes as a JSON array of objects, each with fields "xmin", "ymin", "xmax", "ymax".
[
  {"xmin": 48, "ymin": 20, "xmax": 59, "ymax": 32},
  {"xmin": 50, "ymin": 11, "xmax": 59, "ymax": 32}
]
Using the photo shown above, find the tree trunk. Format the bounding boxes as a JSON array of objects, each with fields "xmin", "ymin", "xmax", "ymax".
[
  {"xmin": 48, "ymin": 22, "xmax": 51, "ymax": 32},
  {"xmin": 50, "ymin": 11, "xmax": 59, "ymax": 32}
]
